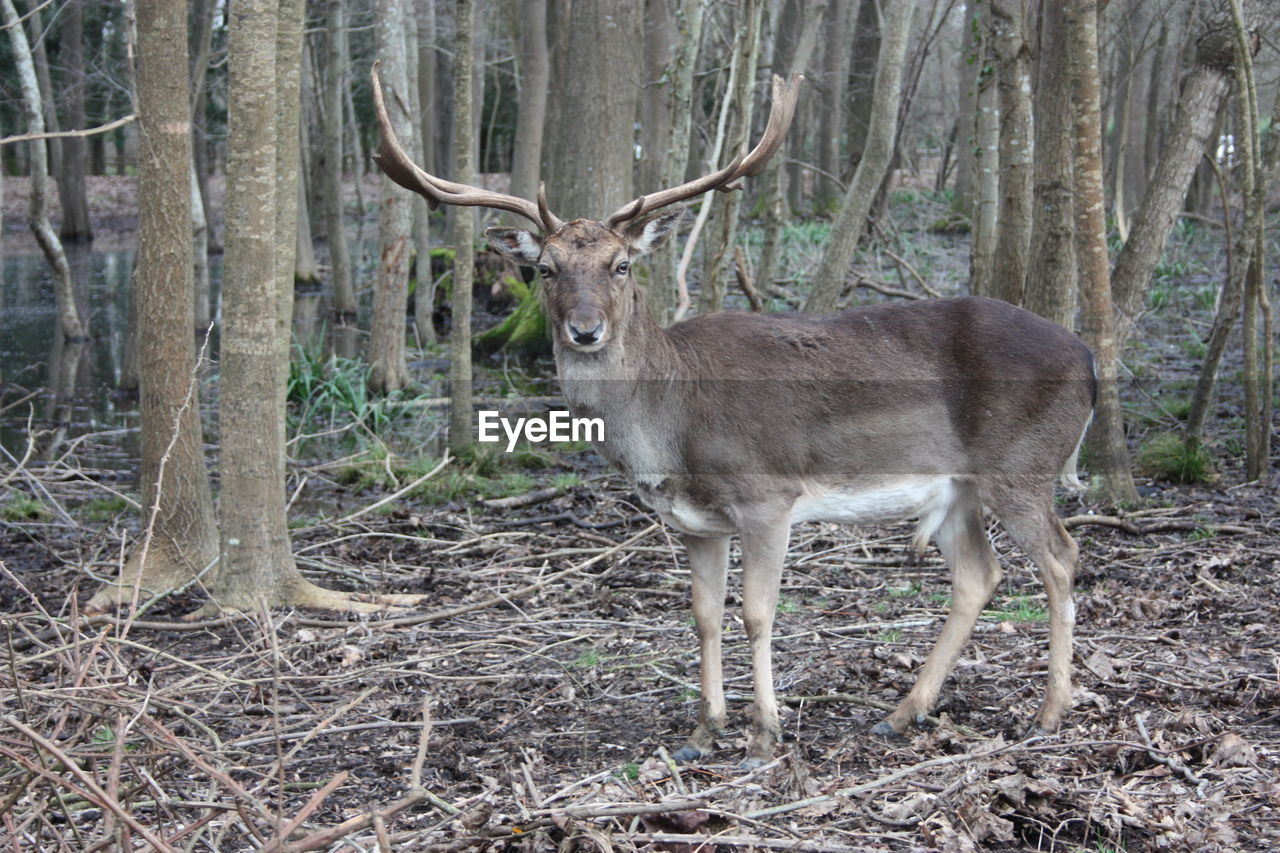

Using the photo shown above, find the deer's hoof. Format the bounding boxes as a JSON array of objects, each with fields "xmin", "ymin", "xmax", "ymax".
[
  {"xmin": 671, "ymin": 745, "xmax": 705, "ymax": 764},
  {"xmin": 870, "ymin": 718, "xmax": 907, "ymax": 740}
]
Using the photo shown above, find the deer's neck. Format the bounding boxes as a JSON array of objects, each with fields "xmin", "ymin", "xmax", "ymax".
[{"xmin": 555, "ymin": 292, "xmax": 684, "ymax": 485}]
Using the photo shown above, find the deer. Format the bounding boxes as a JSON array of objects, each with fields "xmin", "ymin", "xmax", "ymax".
[{"xmin": 371, "ymin": 64, "xmax": 1096, "ymax": 767}]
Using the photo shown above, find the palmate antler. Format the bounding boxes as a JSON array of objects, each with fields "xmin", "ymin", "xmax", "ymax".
[
  {"xmin": 370, "ymin": 62, "xmax": 802, "ymax": 234},
  {"xmin": 370, "ymin": 61, "xmax": 564, "ymax": 234},
  {"xmin": 603, "ymin": 72, "xmax": 804, "ymax": 229}
]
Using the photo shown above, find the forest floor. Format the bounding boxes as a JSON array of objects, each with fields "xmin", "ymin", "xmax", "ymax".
[{"xmin": 2, "ymin": 178, "xmax": 1279, "ymax": 851}]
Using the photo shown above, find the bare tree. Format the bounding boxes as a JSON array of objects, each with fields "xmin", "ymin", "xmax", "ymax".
[
  {"xmin": 1, "ymin": 0, "xmax": 87, "ymax": 341},
  {"xmin": 988, "ymin": 0, "xmax": 1032, "ymax": 306},
  {"xmin": 57, "ymin": 0, "xmax": 93, "ymax": 243},
  {"xmin": 804, "ymin": 0, "xmax": 918, "ymax": 314},
  {"xmin": 87, "ymin": 0, "xmax": 218, "ymax": 612},
  {"xmin": 1024, "ymin": 0, "xmax": 1076, "ymax": 330},
  {"xmin": 700, "ymin": 0, "xmax": 765, "ymax": 314},
  {"xmin": 1067, "ymin": 0, "xmax": 1136, "ymax": 505},
  {"xmin": 647, "ymin": 0, "xmax": 705, "ymax": 326},
  {"xmin": 1110, "ymin": 8, "xmax": 1241, "ymax": 342},
  {"xmin": 448, "ymin": 0, "xmax": 477, "ymax": 454},
  {"xmin": 321, "ymin": 0, "xmax": 357, "ymax": 355},
  {"xmin": 368, "ymin": 0, "xmax": 414, "ymax": 393}
]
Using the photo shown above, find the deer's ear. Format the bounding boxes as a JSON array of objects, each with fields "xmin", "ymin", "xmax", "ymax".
[
  {"xmin": 623, "ymin": 206, "xmax": 685, "ymax": 256},
  {"xmin": 485, "ymin": 227, "xmax": 543, "ymax": 266}
]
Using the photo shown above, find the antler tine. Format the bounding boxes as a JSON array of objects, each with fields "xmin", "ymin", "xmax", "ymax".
[
  {"xmin": 604, "ymin": 72, "xmax": 803, "ymax": 228},
  {"xmin": 536, "ymin": 182, "xmax": 564, "ymax": 233},
  {"xmin": 370, "ymin": 61, "xmax": 560, "ymax": 234}
]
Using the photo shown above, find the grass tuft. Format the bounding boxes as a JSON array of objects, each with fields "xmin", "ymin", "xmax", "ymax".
[{"xmin": 1135, "ymin": 432, "xmax": 1214, "ymax": 484}]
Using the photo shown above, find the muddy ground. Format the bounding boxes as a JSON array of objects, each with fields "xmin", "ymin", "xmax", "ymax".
[{"xmin": 2, "ymin": 177, "xmax": 1279, "ymax": 850}]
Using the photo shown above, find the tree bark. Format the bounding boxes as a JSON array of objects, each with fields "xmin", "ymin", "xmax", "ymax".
[
  {"xmin": 1, "ymin": 0, "xmax": 87, "ymax": 341},
  {"xmin": 1110, "ymin": 13, "xmax": 1237, "ymax": 345},
  {"xmin": 1067, "ymin": 0, "xmax": 1136, "ymax": 505},
  {"xmin": 321, "ymin": 0, "xmax": 357, "ymax": 356},
  {"xmin": 57, "ymin": 0, "xmax": 93, "ymax": 243},
  {"xmin": 448, "ymin": 0, "xmax": 477, "ymax": 454},
  {"xmin": 1024, "ymin": 0, "xmax": 1076, "ymax": 330},
  {"xmin": 804, "ymin": 0, "xmax": 917, "ymax": 314},
  {"xmin": 815, "ymin": 0, "xmax": 851, "ymax": 212},
  {"xmin": 988, "ymin": 0, "xmax": 1032, "ymax": 306},
  {"xmin": 757, "ymin": 0, "xmax": 828, "ymax": 297},
  {"xmin": 368, "ymin": 0, "xmax": 414, "ymax": 393},
  {"xmin": 406, "ymin": 8, "xmax": 435, "ymax": 347},
  {"xmin": 948, "ymin": 0, "xmax": 979, "ymax": 222},
  {"xmin": 969, "ymin": 31, "xmax": 999, "ymax": 298},
  {"xmin": 1185, "ymin": 4, "xmax": 1265, "ymax": 460},
  {"xmin": 699, "ymin": 0, "xmax": 764, "ymax": 314},
  {"xmin": 646, "ymin": 0, "xmax": 704, "ymax": 326},
  {"xmin": 543, "ymin": 0, "xmax": 642, "ymax": 217},
  {"xmin": 86, "ymin": 0, "xmax": 219, "ymax": 613}
]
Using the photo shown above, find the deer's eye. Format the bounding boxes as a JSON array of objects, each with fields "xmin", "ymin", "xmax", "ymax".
[
  {"xmin": 614, "ymin": 260, "xmax": 630, "ymax": 276},
  {"xmin": 538, "ymin": 263, "xmax": 553, "ymax": 278}
]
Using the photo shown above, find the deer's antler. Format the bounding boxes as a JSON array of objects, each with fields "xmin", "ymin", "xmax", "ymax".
[
  {"xmin": 370, "ymin": 61, "xmax": 564, "ymax": 234},
  {"xmin": 604, "ymin": 73, "xmax": 803, "ymax": 230}
]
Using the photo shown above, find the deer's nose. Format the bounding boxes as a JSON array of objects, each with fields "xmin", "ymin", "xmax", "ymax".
[{"xmin": 567, "ymin": 319, "xmax": 605, "ymax": 345}]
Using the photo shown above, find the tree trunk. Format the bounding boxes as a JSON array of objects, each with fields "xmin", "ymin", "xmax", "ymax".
[
  {"xmin": 87, "ymin": 0, "xmax": 219, "ymax": 613},
  {"xmin": 1067, "ymin": 0, "xmax": 1136, "ymax": 505},
  {"xmin": 1185, "ymin": 5, "xmax": 1265, "ymax": 457},
  {"xmin": 1, "ymin": 0, "xmax": 87, "ymax": 341},
  {"xmin": 508, "ymin": 0, "xmax": 548, "ymax": 213},
  {"xmin": 190, "ymin": 165, "xmax": 211, "ymax": 334},
  {"xmin": 1110, "ymin": 13, "xmax": 1238, "ymax": 343},
  {"xmin": 969, "ymin": 32, "xmax": 999, "ymax": 299},
  {"xmin": 406, "ymin": 8, "xmax": 435, "ymax": 347},
  {"xmin": 57, "ymin": 0, "xmax": 93, "ymax": 243},
  {"xmin": 804, "ymin": 0, "xmax": 917, "ymax": 314},
  {"xmin": 217, "ymin": 0, "xmax": 297, "ymax": 607},
  {"xmin": 948, "ymin": 0, "xmax": 979, "ymax": 222},
  {"xmin": 368, "ymin": 0, "xmax": 413, "ymax": 394},
  {"xmin": 322, "ymin": 0, "xmax": 357, "ymax": 356},
  {"xmin": 543, "ymin": 0, "xmax": 642, "ymax": 218},
  {"xmin": 757, "ymin": 0, "xmax": 828, "ymax": 296},
  {"xmin": 988, "ymin": 0, "xmax": 1032, "ymax": 306},
  {"xmin": 843, "ymin": 0, "xmax": 879, "ymax": 182},
  {"xmin": 1024, "ymin": 0, "xmax": 1076, "ymax": 330},
  {"xmin": 638, "ymin": 0, "xmax": 674, "ymax": 202},
  {"xmin": 417, "ymin": 0, "xmax": 437, "ymax": 177},
  {"xmin": 448, "ymin": 0, "xmax": 477, "ymax": 454},
  {"xmin": 814, "ymin": 0, "xmax": 851, "ymax": 212},
  {"xmin": 699, "ymin": 0, "xmax": 764, "ymax": 314},
  {"xmin": 647, "ymin": 0, "xmax": 704, "ymax": 326}
]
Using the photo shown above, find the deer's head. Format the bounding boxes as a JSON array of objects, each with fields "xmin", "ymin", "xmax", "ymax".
[
  {"xmin": 484, "ymin": 213, "xmax": 683, "ymax": 352},
  {"xmin": 368, "ymin": 61, "xmax": 800, "ymax": 352}
]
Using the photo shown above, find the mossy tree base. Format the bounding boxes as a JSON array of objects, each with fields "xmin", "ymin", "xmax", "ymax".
[{"xmin": 474, "ymin": 277, "xmax": 552, "ymax": 357}]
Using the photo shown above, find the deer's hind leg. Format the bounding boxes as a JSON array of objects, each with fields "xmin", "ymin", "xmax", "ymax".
[
  {"xmin": 874, "ymin": 480, "xmax": 1002, "ymax": 736},
  {"xmin": 993, "ymin": 497, "xmax": 1079, "ymax": 733}
]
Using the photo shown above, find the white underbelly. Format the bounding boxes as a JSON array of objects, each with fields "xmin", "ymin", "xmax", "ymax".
[{"xmin": 790, "ymin": 477, "xmax": 955, "ymax": 527}]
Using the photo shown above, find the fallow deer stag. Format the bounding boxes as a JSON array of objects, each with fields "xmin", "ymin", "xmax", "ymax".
[{"xmin": 371, "ymin": 64, "xmax": 1095, "ymax": 766}]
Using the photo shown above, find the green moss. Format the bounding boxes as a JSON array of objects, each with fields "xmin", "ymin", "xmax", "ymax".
[
  {"xmin": 475, "ymin": 281, "xmax": 551, "ymax": 357},
  {"xmin": 2, "ymin": 494, "xmax": 50, "ymax": 521}
]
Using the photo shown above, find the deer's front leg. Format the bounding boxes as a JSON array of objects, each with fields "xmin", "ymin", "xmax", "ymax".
[
  {"xmin": 738, "ymin": 520, "xmax": 791, "ymax": 767},
  {"xmin": 672, "ymin": 534, "xmax": 730, "ymax": 763}
]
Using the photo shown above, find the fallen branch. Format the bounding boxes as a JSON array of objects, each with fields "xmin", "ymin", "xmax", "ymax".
[
  {"xmin": 1062, "ymin": 514, "xmax": 1252, "ymax": 535},
  {"xmin": 481, "ymin": 486, "xmax": 561, "ymax": 510}
]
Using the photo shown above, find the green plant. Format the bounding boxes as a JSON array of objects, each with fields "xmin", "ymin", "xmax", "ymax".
[
  {"xmin": 878, "ymin": 628, "xmax": 902, "ymax": 643},
  {"xmin": 2, "ymin": 493, "xmax": 49, "ymax": 521},
  {"xmin": 776, "ymin": 595, "xmax": 800, "ymax": 615},
  {"xmin": 886, "ymin": 584, "xmax": 919, "ymax": 599},
  {"xmin": 1135, "ymin": 432, "xmax": 1214, "ymax": 484},
  {"xmin": 78, "ymin": 496, "xmax": 132, "ymax": 522},
  {"xmin": 574, "ymin": 647, "xmax": 601, "ymax": 668}
]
